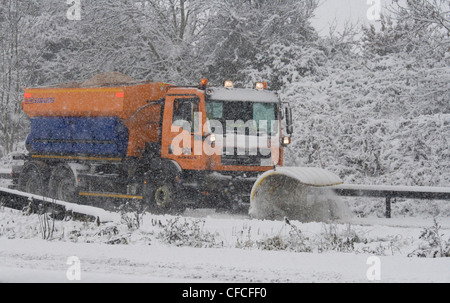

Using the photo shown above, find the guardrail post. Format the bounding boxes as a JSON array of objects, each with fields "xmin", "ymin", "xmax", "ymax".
[{"xmin": 385, "ymin": 197, "xmax": 391, "ymax": 218}]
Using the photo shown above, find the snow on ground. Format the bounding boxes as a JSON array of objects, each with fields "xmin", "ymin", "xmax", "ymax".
[
  {"xmin": 2, "ymin": 237, "xmax": 449, "ymax": 283},
  {"xmin": 0, "ymin": 177, "xmax": 11, "ymax": 189},
  {"xmin": 0, "ymin": 202, "xmax": 449, "ymax": 283},
  {"xmin": 1, "ymin": 163, "xmax": 449, "ymax": 283}
]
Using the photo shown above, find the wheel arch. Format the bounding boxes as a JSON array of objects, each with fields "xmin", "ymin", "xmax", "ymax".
[{"xmin": 144, "ymin": 158, "xmax": 182, "ymax": 182}]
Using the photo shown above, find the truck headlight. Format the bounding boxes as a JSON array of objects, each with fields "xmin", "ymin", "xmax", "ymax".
[
  {"xmin": 224, "ymin": 81, "xmax": 234, "ymax": 88},
  {"xmin": 281, "ymin": 136, "xmax": 291, "ymax": 147},
  {"xmin": 255, "ymin": 82, "xmax": 268, "ymax": 90},
  {"xmin": 208, "ymin": 134, "xmax": 216, "ymax": 148}
]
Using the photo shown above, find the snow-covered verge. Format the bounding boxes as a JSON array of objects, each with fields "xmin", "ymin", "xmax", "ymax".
[{"xmin": 1, "ymin": 204, "xmax": 449, "ymax": 283}]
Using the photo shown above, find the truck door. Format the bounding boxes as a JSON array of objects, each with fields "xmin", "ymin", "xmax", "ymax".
[{"xmin": 161, "ymin": 94, "xmax": 207, "ymax": 170}]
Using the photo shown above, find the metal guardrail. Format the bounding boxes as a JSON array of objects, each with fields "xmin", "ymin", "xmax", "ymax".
[
  {"xmin": 331, "ymin": 184, "xmax": 450, "ymax": 218},
  {"xmin": 2, "ymin": 166, "xmax": 449, "ymax": 219},
  {"xmin": 0, "ymin": 186, "xmax": 116, "ymax": 223},
  {"xmin": 0, "ymin": 170, "xmax": 11, "ymax": 179}
]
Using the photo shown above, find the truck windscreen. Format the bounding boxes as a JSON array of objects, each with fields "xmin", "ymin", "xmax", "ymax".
[{"xmin": 206, "ymin": 100, "xmax": 278, "ymax": 135}]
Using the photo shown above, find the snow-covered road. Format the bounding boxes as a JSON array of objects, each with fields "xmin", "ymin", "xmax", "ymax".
[
  {"xmin": 1, "ymin": 238, "xmax": 449, "ymax": 283},
  {"xmin": 1, "ymin": 205, "xmax": 449, "ymax": 283}
]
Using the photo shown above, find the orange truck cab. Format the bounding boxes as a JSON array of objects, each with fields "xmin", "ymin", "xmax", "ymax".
[{"xmin": 15, "ymin": 78, "xmax": 293, "ymax": 212}]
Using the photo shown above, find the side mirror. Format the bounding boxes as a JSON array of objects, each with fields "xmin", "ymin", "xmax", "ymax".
[
  {"xmin": 279, "ymin": 106, "xmax": 284, "ymax": 119},
  {"xmin": 285, "ymin": 107, "xmax": 293, "ymax": 135}
]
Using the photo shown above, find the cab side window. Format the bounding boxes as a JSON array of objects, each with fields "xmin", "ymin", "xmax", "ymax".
[{"xmin": 173, "ymin": 97, "xmax": 200, "ymax": 133}]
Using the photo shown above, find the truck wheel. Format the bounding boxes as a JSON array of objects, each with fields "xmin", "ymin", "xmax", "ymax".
[
  {"xmin": 18, "ymin": 161, "xmax": 49, "ymax": 196},
  {"xmin": 49, "ymin": 165, "xmax": 77, "ymax": 202},
  {"xmin": 149, "ymin": 180, "xmax": 184, "ymax": 215},
  {"xmin": 155, "ymin": 183, "xmax": 174, "ymax": 208}
]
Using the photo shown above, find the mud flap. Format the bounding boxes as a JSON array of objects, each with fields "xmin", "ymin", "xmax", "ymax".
[{"xmin": 249, "ymin": 167, "xmax": 345, "ymax": 222}]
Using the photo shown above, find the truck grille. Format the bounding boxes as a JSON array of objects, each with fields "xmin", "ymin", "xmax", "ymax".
[{"xmin": 221, "ymin": 148, "xmax": 272, "ymax": 167}]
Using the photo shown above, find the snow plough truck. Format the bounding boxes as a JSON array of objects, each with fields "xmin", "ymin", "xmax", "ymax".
[{"xmin": 9, "ymin": 74, "xmax": 343, "ymax": 220}]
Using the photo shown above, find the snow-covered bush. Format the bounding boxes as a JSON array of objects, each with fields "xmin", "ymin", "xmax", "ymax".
[
  {"xmin": 118, "ymin": 200, "xmax": 147, "ymax": 231},
  {"xmin": 37, "ymin": 210, "xmax": 55, "ymax": 240},
  {"xmin": 255, "ymin": 219, "xmax": 312, "ymax": 253},
  {"xmin": 317, "ymin": 223, "xmax": 360, "ymax": 253},
  {"xmin": 157, "ymin": 217, "xmax": 223, "ymax": 248},
  {"xmin": 409, "ymin": 218, "xmax": 450, "ymax": 258}
]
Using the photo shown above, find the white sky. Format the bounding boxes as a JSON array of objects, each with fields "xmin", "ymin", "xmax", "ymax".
[{"xmin": 311, "ymin": 0, "xmax": 398, "ymax": 36}]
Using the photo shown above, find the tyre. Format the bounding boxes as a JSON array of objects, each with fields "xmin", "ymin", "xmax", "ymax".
[
  {"xmin": 154, "ymin": 183, "xmax": 174, "ymax": 208},
  {"xmin": 49, "ymin": 165, "xmax": 78, "ymax": 202},
  {"xmin": 147, "ymin": 178, "xmax": 184, "ymax": 215},
  {"xmin": 18, "ymin": 161, "xmax": 49, "ymax": 196}
]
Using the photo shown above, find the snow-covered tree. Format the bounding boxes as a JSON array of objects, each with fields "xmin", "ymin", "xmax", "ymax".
[
  {"xmin": 70, "ymin": 0, "xmax": 219, "ymax": 84},
  {"xmin": 202, "ymin": 0, "xmax": 319, "ymax": 85},
  {"xmin": 134, "ymin": 0, "xmax": 219, "ymax": 83},
  {"xmin": 281, "ymin": 0, "xmax": 449, "ymax": 187},
  {"xmin": 392, "ymin": 0, "xmax": 450, "ymax": 34},
  {"xmin": 0, "ymin": 0, "xmax": 44, "ymax": 156}
]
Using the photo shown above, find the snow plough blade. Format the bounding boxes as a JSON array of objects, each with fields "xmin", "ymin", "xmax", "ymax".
[{"xmin": 249, "ymin": 167, "xmax": 345, "ymax": 222}]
